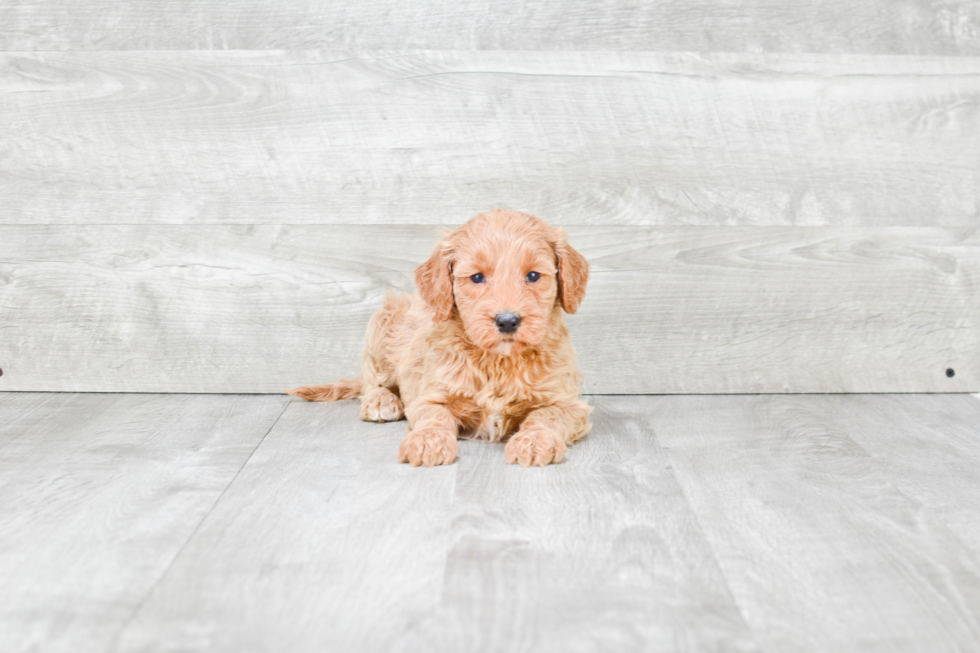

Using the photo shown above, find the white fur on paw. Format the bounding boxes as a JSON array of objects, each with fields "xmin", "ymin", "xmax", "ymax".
[{"xmin": 360, "ymin": 389, "xmax": 405, "ymax": 422}]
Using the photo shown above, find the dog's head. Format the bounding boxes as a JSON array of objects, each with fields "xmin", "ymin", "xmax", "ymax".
[{"xmin": 415, "ymin": 209, "xmax": 589, "ymax": 356}]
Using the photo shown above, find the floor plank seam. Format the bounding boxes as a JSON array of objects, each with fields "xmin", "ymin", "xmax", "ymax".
[
  {"xmin": 103, "ymin": 398, "xmax": 292, "ymax": 653},
  {"xmin": 654, "ymin": 436, "xmax": 762, "ymax": 650},
  {"xmin": 839, "ymin": 418, "xmax": 980, "ymax": 632},
  {"xmin": 818, "ymin": 403, "xmax": 980, "ymax": 573}
]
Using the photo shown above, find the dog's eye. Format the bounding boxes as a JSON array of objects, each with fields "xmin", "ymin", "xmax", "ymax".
[
  {"xmin": 470, "ymin": 273, "xmax": 485, "ymax": 284},
  {"xmin": 526, "ymin": 271, "xmax": 540, "ymax": 283}
]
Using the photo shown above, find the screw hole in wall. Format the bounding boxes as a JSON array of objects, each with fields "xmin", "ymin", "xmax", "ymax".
[{"xmin": 946, "ymin": 368, "xmax": 955, "ymax": 378}]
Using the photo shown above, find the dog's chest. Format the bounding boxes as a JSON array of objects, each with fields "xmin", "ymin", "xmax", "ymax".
[
  {"xmin": 479, "ymin": 410, "xmax": 507, "ymax": 442},
  {"xmin": 457, "ymin": 351, "xmax": 557, "ymax": 442},
  {"xmin": 469, "ymin": 388, "xmax": 536, "ymax": 442}
]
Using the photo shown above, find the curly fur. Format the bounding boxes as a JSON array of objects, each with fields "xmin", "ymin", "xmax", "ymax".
[{"xmin": 288, "ymin": 209, "xmax": 592, "ymax": 467}]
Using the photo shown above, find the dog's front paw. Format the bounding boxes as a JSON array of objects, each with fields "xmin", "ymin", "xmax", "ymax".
[
  {"xmin": 505, "ymin": 425, "xmax": 566, "ymax": 467},
  {"xmin": 360, "ymin": 387, "xmax": 405, "ymax": 422},
  {"xmin": 398, "ymin": 427, "xmax": 458, "ymax": 467}
]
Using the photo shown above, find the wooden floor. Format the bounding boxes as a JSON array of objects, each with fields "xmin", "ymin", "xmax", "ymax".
[{"xmin": 2, "ymin": 393, "xmax": 980, "ymax": 652}]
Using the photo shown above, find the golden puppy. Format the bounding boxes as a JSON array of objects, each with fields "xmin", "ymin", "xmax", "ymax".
[{"xmin": 288, "ymin": 209, "xmax": 591, "ymax": 466}]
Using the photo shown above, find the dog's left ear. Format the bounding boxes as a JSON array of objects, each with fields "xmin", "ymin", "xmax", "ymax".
[
  {"xmin": 415, "ymin": 241, "xmax": 455, "ymax": 321},
  {"xmin": 554, "ymin": 230, "xmax": 589, "ymax": 314}
]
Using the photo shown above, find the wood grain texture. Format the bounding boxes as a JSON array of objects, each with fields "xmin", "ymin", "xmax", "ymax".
[
  {"xmin": 650, "ymin": 394, "xmax": 980, "ymax": 653},
  {"xmin": 390, "ymin": 398, "xmax": 759, "ymax": 653},
  {"xmin": 0, "ymin": 392, "xmax": 289, "ymax": 653},
  {"xmin": 819, "ymin": 394, "xmax": 980, "ymax": 553},
  {"xmin": 113, "ymin": 399, "xmax": 458, "ymax": 653},
  {"xmin": 2, "ymin": 1, "xmax": 978, "ymax": 54},
  {"xmin": 2, "ymin": 51, "xmax": 979, "ymax": 227},
  {"xmin": 6, "ymin": 393, "xmax": 980, "ymax": 651},
  {"xmin": 0, "ymin": 225, "xmax": 976, "ymax": 394}
]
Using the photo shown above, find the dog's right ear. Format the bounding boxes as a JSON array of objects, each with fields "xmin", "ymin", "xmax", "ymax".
[{"xmin": 415, "ymin": 241, "xmax": 455, "ymax": 322}]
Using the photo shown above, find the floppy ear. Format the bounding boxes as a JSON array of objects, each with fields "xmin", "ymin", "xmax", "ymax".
[
  {"xmin": 415, "ymin": 241, "xmax": 455, "ymax": 321},
  {"xmin": 554, "ymin": 231, "xmax": 589, "ymax": 314}
]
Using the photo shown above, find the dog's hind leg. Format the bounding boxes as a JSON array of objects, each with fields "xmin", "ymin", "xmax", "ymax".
[
  {"xmin": 358, "ymin": 291, "xmax": 408, "ymax": 422},
  {"xmin": 360, "ymin": 386, "xmax": 404, "ymax": 422}
]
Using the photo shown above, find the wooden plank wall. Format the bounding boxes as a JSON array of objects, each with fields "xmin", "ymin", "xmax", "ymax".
[
  {"xmin": 2, "ymin": 2, "xmax": 979, "ymax": 54},
  {"xmin": 1, "ymin": 2, "xmax": 978, "ymax": 393}
]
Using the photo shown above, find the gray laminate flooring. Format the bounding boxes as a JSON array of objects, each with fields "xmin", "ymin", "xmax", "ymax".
[{"xmin": 2, "ymin": 393, "xmax": 979, "ymax": 652}]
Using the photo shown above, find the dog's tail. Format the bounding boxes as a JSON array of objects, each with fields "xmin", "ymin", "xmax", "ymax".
[{"xmin": 285, "ymin": 378, "xmax": 363, "ymax": 402}]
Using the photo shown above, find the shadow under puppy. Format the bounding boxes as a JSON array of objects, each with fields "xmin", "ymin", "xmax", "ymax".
[{"xmin": 288, "ymin": 209, "xmax": 592, "ymax": 466}]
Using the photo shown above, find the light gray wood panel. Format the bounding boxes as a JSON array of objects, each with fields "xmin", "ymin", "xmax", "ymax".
[
  {"xmin": 3, "ymin": 51, "xmax": 979, "ymax": 227},
  {"xmin": 0, "ymin": 225, "xmax": 976, "ymax": 394},
  {"xmin": 390, "ymin": 397, "xmax": 759, "ymax": 653},
  {"xmin": 113, "ymin": 399, "xmax": 457, "ymax": 653},
  {"xmin": 0, "ymin": 392, "xmax": 289, "ymax": 653},
  {"xmin": 819, "ymin": 394, "xmax": 980, "ymax": 552},
  {"xmin": 2, "ymin": 1, "xmax": 978, "ymax": 54},
  {"xmin": 3, "ymin": 393, "xmax": 980, "ymax": 651},
  {"xmin": 651, "ymin": 395, "xmax": 980, "ymax": 653}
]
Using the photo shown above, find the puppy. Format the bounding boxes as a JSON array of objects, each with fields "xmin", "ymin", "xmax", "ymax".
[{"xmin": 288, "ymin": 209, "xmax": 591, "ymax": 467}]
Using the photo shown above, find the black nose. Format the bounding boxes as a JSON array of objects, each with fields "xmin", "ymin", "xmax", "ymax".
[{"xmin": 494, "ymin": 312, "xmax": 522, "ymax": 334}]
